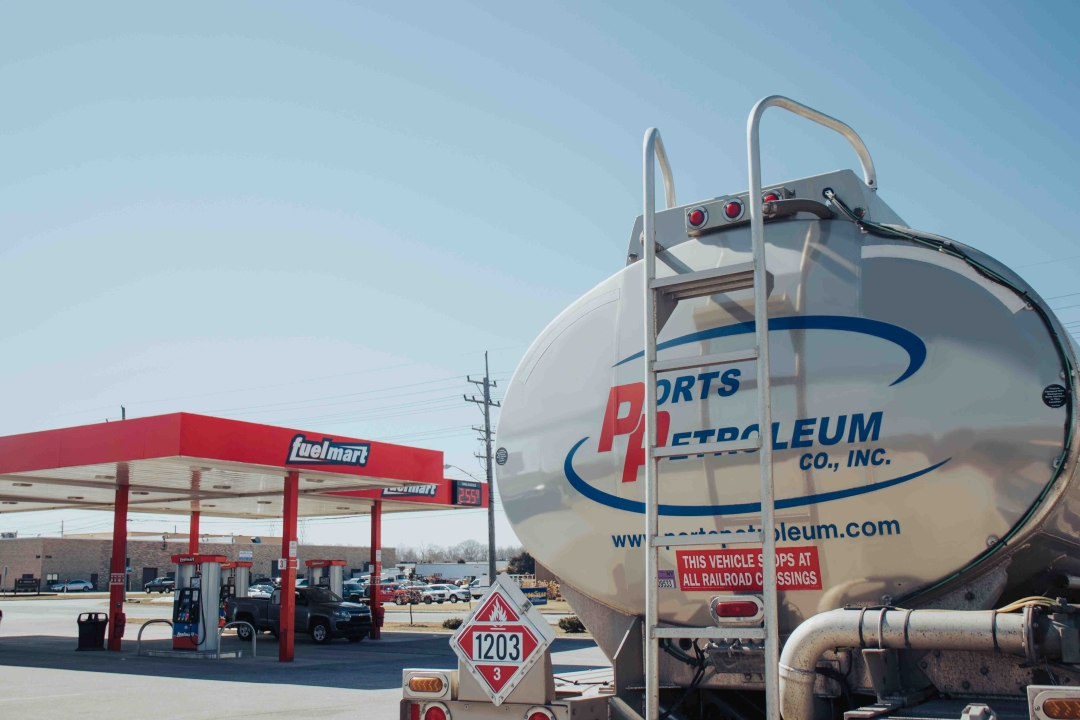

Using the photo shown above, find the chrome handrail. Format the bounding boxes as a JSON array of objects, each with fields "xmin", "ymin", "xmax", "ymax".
[
  {"xmin": 136, "ymin": 619, "xmax": 173, "ymax": 656},
  {"xmin": 747, "ymin": 95, "xmax": 877, "ymax": 190},
  {"xmin": 645, "ymin": 128, "xmax": 677, "ymax": 210},
  {"xmin": 218, "ymin": 621, "xmax": 256, "ymax": 659}
]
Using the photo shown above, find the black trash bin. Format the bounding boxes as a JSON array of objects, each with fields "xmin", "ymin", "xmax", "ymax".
[{"xmin": 76, "ymin": 612, "xmax": 108, "ymax": 651}]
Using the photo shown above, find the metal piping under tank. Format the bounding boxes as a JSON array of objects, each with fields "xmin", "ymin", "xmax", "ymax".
[{"xmin": 777, "ymin": 607, "xmax": 1059, "ymax": 720}]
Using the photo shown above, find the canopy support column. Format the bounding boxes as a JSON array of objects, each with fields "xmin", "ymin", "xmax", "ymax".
[
  {"xmin": 107, "ymin": 473, "xmax": 129, "ymax": 651},
  {"xmin": 279, "ymin": 471, "xmax": 299, "ymax": 662},
  {"xmin": 370, "ymin": 500, "xmax": 383, "ymax": 640},
  {"xmin": 188, "ymin": 511, "xmax": 200, "ymax": 554}
]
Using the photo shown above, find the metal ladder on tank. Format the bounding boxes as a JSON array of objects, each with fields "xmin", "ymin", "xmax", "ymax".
[{"xmin": 641, "ymin": 96, "xmax": 878, "ymax": 720}]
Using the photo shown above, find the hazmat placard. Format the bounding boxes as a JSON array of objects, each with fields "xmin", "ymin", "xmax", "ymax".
[
  {"xmin": 675, "ymin": 546, "xmax": 822, "ymax": 592},
  {"xmin": 449, "ymin": 574, "xmax": 556, "ymax": 706}
]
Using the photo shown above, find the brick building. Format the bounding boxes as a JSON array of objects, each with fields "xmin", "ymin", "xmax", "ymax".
[{"xmin": 0, "ymin": 536, "xmax": 396, "ymax": 591}]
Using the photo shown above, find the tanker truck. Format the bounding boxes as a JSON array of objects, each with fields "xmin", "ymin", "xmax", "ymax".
[{"xmin": 401, "ymin": 97, "xmax": 1080, "ymax": 720}]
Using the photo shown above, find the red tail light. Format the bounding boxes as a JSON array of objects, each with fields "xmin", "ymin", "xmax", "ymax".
[
  {"xmin": 424, "ymin": 705, "xmax": 448, "ymax": 720},
  {"xmin": 723, "ymin": 200, "xmax": 743, "ymax": 220},
  {"xmin": 714, "ymin": 601, "xmax": 760, "ymax": 618}
]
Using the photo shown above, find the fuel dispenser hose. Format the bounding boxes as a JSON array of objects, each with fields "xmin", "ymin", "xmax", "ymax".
[{"xmin": 823, "ymin": 188, "xmax": 1077, "ymax": 606}]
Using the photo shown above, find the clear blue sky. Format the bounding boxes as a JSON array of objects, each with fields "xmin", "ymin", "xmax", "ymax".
[{"xmin": 1, "ymin": 1, "xmax": 1077, "ymax": 548}]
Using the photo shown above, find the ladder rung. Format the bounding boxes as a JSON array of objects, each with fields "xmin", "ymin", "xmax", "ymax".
[
  {"xmin": 652, "ymin": 437, "xmax": 761, "ymax": 458},
  {"xmin": 652, "ymin": 626, "xmax": 766, "ymax": 640},
  {"xmin": 652, "ymin": 348, "xmax": 757, "ymax": 373},
  {"xmin": 651, "ymin": 531, "xmax": 762, "ymax": 547},
  {"xmin": 650, "ymin": 262, "xmax": 755, "ymax": 300}
]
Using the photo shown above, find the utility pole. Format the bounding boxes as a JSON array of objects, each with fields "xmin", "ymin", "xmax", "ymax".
[{"xmin": 465, "ymin": 351, "xmax": 500, "ymax": 584}]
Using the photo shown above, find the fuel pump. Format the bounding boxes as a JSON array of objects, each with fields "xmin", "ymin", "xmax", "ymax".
[
  {"xmin": 305, "ymin": 559, "xmax": 346, "ymax": 598},
  {"xmin": 170, "ymin": 554, "xmax": 224, "ymax": 652},
  {"xmin": 219, "ymin": 561, "xmax": 252, "ymax": 627}
]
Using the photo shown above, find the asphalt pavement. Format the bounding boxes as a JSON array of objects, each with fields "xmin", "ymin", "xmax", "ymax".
[{"xmin": 0, "ymin": 593, "xmax": 609, "ymax": 719}]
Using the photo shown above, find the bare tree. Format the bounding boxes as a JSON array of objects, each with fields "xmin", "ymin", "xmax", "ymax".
[
  {"xmin": 453, "ymin": 539, "xmax": 486, "ymax": 562},
  {"xmin": 497, "ymin": 544, "xmax": 524, "ymax": 560}
]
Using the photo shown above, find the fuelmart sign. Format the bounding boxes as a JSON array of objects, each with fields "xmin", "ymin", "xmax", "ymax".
[{"xmin": 448, "ymin": 575, "xmax": 556, "ymax": 706}]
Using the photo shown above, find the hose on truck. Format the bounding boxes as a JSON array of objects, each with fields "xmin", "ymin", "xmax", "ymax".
[
  {"xmin": 823, "ymin": 188, "xmax": 1077, "ymax": 606},
  {"xmin": 658, "ymin": 639, "xmax": 709, "ymax": 720}
]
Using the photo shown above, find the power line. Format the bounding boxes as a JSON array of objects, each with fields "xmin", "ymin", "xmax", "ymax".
[
  {"xmin": 46, "ymin": 343, "xmax": 527, "ymax": 421},
  {"xmin": 1016, "ymin": 254, "xmax": 1080, "ymax": 270}
]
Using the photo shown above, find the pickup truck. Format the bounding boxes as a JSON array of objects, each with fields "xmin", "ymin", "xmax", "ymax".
[{"xmin": 226, "ymin": 586, "xmax": 372, "ymax": 644}]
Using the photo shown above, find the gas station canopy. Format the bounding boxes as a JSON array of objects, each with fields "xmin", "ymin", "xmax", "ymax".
[{"xmin": 0, "ymin": 412, "xmax": 488, "ymax": 519}]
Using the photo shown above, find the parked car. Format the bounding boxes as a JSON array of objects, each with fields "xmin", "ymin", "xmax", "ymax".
[
  {"xmin": 226, "ymin": 586, "xmax": 372, "ymax": 644},
  {"xmin": 427, "ymin": 583, "xmax": 470, "ymax": 603},
  {"xmin": 250, "ymin": 577, "xmax": 276, "ymax": 588},
  {"xmin": 342, "ymin": 579, "xmax": 366, "ymax": 603},
  {"xmin": 50, "ymin": 579, "xmax": 94, "ymax": 593},
  {"xmin": 420, "ymin": 585, "xmax": 449, "ymax": 604},
  {"xmin": 247, "ymin": 584, "xmax": 274, "ymax": 598},
  {"xmin": 143, "ymin": 577, "xmax": 175, "ymax": 594},
  {"xmin": 365, "ymin": 579, "xmax": 398, "ymax": 603}
]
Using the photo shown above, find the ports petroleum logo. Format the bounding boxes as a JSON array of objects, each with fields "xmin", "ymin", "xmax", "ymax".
[
  {"xmin": 562, "ymin": 315, "xmax": 952, "ymax": 517},
  {"xmin": 287, "ymin": 434, "xmax": 370, "ymax": 467}
]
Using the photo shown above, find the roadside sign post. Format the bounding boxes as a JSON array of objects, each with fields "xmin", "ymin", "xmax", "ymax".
[{"xmin": 449, "ymin": 574, "xmax": 556, "ymax": 706}]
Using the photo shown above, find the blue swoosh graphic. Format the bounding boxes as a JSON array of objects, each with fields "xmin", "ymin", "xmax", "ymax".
[
  {"xmin": 615, "ymin": 315, "xmax": 926, "ymax": 386},
  {"xmin": 563, "ymin": 436, "xmax": 950, "ymax": 517}
]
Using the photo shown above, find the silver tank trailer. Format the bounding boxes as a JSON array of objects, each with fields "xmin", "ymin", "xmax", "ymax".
[{"xmin": 495, "ymin": 167, "xmax": 1080, "ymax": 648}]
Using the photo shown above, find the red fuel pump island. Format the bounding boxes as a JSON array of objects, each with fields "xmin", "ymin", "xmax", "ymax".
[
  {"xmin": 170, "ymin": 554, "xmax": 227, "ymax": 651},
  {"xmin": 0, "ymin": 412, "xmax": 488, "ymax": 660}
]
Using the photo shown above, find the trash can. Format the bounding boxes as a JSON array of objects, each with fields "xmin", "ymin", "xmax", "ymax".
[{"xmin": 76, "ymin": 612, "xmax": 108, "ymax": 651}]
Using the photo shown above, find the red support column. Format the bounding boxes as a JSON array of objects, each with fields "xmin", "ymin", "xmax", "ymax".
[
  {"xmin": 279, "ymin": 471, "xmax": 299, "ymax": 662},
  {"xmin": 188, "ymin": 511, "xmax": 200, "ymax": 554},
  {"xmin": 370, "ymin": 500, "xmax": 383, "ymax": 640},
  {"xmin": 107, "ymin": 471, "xmax": 129, "ymax": 651}
]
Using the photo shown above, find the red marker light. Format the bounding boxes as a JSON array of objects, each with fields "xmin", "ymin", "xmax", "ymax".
[
  {"xmin": 424, "ymin": 706, "xmax": 448, "ymax": 720},
  {"xmin": 528, "ymin": 710, "xmax": 555, "ymax": 720},
  {"xmin": 687, "ymin": 208, "xmax": 706, "ymax": 227},
  {"xmin": 714, "ymin": 601, "xmax": 760, "ymax": 618},
  {"xmin": 763, "ymin": 193, "xmax": 780, "ymax": 203},
  {"xmin": 724, "ymin": 201, "xmax": 743, "ymax": 220}
]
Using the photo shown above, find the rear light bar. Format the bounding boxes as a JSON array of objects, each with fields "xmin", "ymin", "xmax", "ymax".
[
  {"xmin": 709, "ymin": 594, "xmax": 764, "ymax": 627},
  {"xmin": 684, "ymin": 187, "xmax": 794, "ymax": 237}
]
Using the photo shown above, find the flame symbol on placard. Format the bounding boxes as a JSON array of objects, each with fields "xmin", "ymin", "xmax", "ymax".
[{"xmin": 487, "ymin": 601, "xmax": 507, "ymax": 623}]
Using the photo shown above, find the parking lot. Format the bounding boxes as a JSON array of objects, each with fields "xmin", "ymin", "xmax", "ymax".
[{"xmin": 0, "ymin": 595, "xmax": 609, "ymax": 719}]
